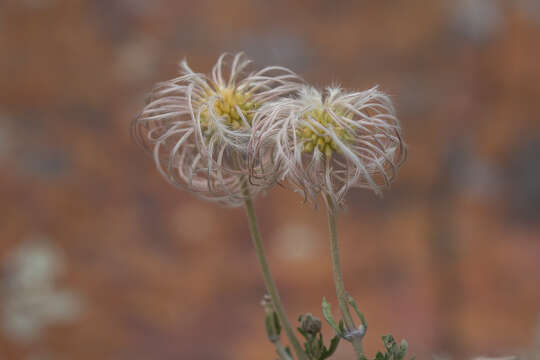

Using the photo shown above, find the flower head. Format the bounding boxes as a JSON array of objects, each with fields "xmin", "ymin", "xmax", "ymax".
[
  {"xmin": 250, "ymin": 85, "xmax": 406, "ymax": 207},
  {"xmin": 132, "ymin": 53, "xmax": 303, "ymax": 206}
]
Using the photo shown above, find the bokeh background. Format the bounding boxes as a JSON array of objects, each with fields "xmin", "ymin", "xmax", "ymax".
[{"xmin": 1, "ymin": 0, "xmax": 540, "ymax": 359}]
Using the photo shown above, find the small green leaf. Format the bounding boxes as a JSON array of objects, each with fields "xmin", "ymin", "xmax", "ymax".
[
  {"xmin": 347, "ymin": 294, "xmax": 368, "ymax": 329},
  {"xmin": 324, "ymin": 334, "xmax": 341, "ymax": 358},
  {"xmin": 274, "ymin": 312, "xmax": 281, "ymax": 335},
  {"xmin": 397, "ymin": 339, "xmax": 409, "ymax": 359},
  {"xmin": 265, "ymin": 312, "xmax": 279, "ymax": 342},
  {"xmin": 321, "ymin": 297, "xmax": 342, "ymax": 336},
  {"xmin": 382, "ymin": 334, "xmax": 396, "ymax": 350},
  {"xmin": 400, "ymin": 339, "xmax": 408, "ymax": 352},
  {"xmin": 297, "ymin": 326, "xmax": 308, "ymax": 339}
]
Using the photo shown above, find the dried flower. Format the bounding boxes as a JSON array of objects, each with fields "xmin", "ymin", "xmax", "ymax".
[
  {"xmin": 250, "ymin": 85, "xmax": 406, "ymax": 207},
  {"xmin": 299, "ymin": 313, "xmax": 322, "ymax": 335},
  {"xmin": 132, "ymin": 53, "xmax": 303, "ymax": 206}
]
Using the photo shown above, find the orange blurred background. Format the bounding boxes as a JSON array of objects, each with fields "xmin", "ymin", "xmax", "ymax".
[{"xmin": 1, "ymin": 1, "xmax": 539, "ymax": 359}]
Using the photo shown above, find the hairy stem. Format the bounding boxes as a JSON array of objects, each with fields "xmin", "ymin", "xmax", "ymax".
[
  {"xmin": 243, "ymin": 186, "xmax": 307, "ymax": 360},
  {"xmin": 326, "ymin": 194, "xmax": 364, "ymax": 358}
]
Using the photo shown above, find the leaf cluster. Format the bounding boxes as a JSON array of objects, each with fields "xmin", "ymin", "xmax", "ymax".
[
  {"xmin": 368, "ymin": 335, "xmax": 414, "ymax": 360},
  {"xmin": 297, "ymin": 314, "xmax": 341, "ymax": 360}
]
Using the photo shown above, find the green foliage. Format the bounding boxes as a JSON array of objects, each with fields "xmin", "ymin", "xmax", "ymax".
[
  {"xmin": 321, "ymin": 297, "xmax": 344, "ymax": 337},
  {"xmin": 370, "ymin": 335, "xmax": 414, "ymax": 360},
  {"xmin": 265, "ymin": 310, "xmax": 282, "ymax": 343},
  {"xmin": 262, "ymin": 295, "xmax": 282, "ymax": 344},
  {"xmin": 297, "ymin": 314, "xmax": 341, "ymax": 360},
  {"xmin": 347, "ymin": 294, "xmax": 368, "ymax": 329},
  {"xmin": 291, "ymin": 298, "xmax": 413, "ymax": 360}
]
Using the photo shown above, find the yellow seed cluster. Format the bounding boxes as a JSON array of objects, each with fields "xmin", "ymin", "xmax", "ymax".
[
  {"xmin": 297, "ymin": 109, "xmax": 349, "ymax": 158},
  {"xmin": 200, "ymin": 87, "xmax": 256, "ymax": 132}
]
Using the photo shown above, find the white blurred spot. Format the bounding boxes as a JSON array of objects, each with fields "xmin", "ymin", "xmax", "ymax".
[{"xmin": 1, "ymin": 237, "xmax": 82, "ymax": 343}]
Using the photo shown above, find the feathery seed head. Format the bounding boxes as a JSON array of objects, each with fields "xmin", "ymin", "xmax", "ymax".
[
  {"xmin": 250, "ymin": 85, "xmax": 407, "ymax": 207},
  {"xmin": 132, "ymin": 53, "xmax": 304, "ymax": 206}
]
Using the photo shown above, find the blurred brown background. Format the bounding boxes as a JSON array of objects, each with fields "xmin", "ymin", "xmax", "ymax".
[{"xmin": 1, "ymin": 0, "xmax": 540, "ymax": 359}]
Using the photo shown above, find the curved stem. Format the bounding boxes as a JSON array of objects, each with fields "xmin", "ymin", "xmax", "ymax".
[
  {"xmin": 326, "ymin": 194, "xmax": 364, "ymax": 359},
  {"xmin": 243, "ymin": 187, "xmax": 307, "ymax": 360}
]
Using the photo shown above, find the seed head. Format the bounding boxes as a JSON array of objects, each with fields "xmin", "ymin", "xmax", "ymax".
[
  {"xmin": 299, "ymin": 313, "xmax": 322, "ymax": 335},
  {"xmin": 132, "ymin": 53, "xmax": 303, "ymax": 206},
  {"xmin": 250, "ymin": 85, "xmax": 406, "ymax": 207}
]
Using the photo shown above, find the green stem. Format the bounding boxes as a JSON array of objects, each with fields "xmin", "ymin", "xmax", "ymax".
[
  {"xmin": 243, "ymin": 187, "xmax": 307, "ymax": 360},
  {"xmin": 326, "ymin": 194, "xmax": 364, "ymax": 359},
  {"xmin": 275, "ymin": 339, "xmax": 294, "ymax": 360}
]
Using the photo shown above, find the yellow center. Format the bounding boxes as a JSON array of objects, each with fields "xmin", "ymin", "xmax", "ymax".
[
  {"xmin": 200, "ymin": 87, "xmax": 256, "ymax": 132},
  {"xmin": 297, "ymin": 108, "xmax": 350, "ymax": 157}
]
